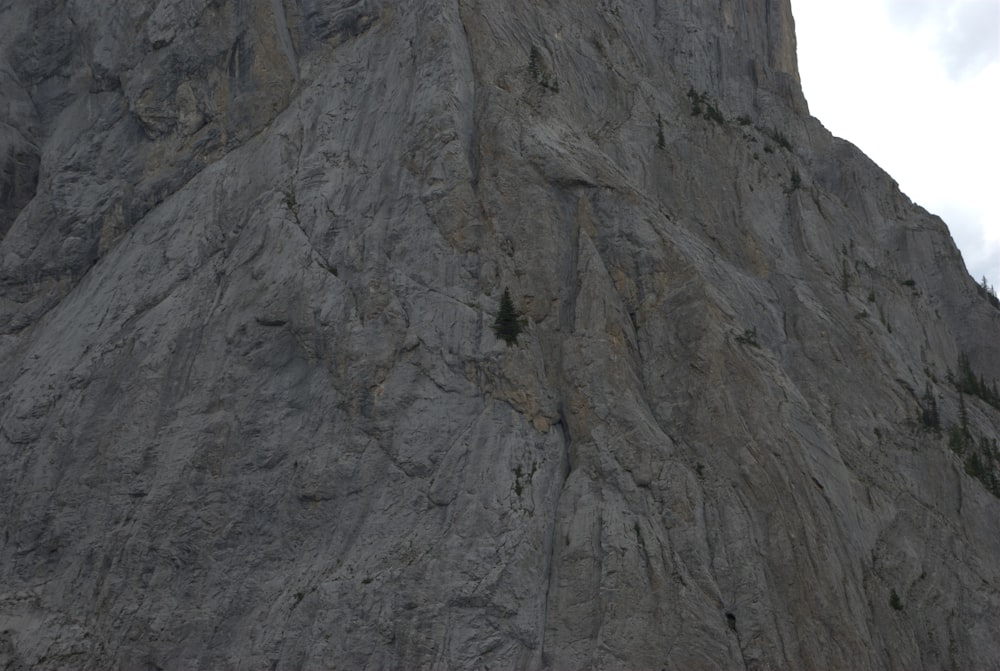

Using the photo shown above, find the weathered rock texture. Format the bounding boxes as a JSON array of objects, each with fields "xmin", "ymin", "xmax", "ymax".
[{"xmin": 2, "ymin": 1, "xmax": 1000, "ymax": 669}]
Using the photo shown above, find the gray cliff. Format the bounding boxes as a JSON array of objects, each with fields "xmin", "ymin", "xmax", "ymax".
[{"xmin": 2, "ymin": 1, "xmax": 999, "ymax": 669}]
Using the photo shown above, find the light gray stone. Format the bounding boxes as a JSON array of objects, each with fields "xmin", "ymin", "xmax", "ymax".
[{"xmin": 1, "ymin": 0, "xmax": 999, "ymax": 669}]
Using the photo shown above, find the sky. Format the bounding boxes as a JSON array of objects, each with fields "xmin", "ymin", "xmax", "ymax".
[{"xmin": 791, "ymin": 0, "xmax": 1000, "ymax": 290}]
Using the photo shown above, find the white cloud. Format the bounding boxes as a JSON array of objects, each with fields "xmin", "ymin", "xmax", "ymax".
[
  {"xmin": 884, "ymin": 0, "xmax": 937, "ymax": 27},
  {"xmin": 885, "ymin": 0, "xmax": 999, "ymax": 80}
]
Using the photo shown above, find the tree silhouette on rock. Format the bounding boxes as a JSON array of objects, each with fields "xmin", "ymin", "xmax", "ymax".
[{"xmin": 493, "ymin": 288, "xmax": 522, "ymax": 346}]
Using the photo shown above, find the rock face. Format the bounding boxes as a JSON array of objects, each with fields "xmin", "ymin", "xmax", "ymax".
[{"xmin": 2, "ymin": 1, "xmax": 999, "ymax": 668}]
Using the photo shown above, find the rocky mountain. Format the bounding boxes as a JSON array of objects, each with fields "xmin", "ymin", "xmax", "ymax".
[{"xmin": 2, "ymin": 0, "xmax": 999, "ymax": 668}]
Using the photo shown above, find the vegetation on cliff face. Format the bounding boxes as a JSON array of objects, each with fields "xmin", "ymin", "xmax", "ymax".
[
  {"xmin": 493, "ymin": 287, "xmax": 522, "ymax": 346},
  {"xmin": 1, "ymin": 1, "xmax": 998, "ymax": 669}
]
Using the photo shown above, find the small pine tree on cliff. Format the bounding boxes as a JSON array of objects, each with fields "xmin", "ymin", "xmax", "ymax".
[{"xmin": 493, "ymin": 288, "xmax": 522, "ymax": 346}]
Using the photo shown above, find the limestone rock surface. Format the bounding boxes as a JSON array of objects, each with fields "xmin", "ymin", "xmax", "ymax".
[{"xmin": 2, "ymin": 1, "xmax": 999, "ymax": 669}]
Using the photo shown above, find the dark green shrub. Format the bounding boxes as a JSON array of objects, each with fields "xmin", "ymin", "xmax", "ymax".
[
  {"xmin": 528, "ymin": 45, "xmax": 541, "ymax": 80},
  {"xmin": 687, "ymin": 87, "xmax": 701, "ymax": 116},
  {"xmin": 920, "ymin": 383, "xmax": 940, "ymax": 431},
  {"xmin": 954, "ymin": 352, "xmax": 1000, "ymax": 409},
  {"xmin": 703, "ymin": 102, "xmax": 724, "ymax": 124},
  {"xmin": 768, "ymin": 129, "xmax": 792, "ymax": 151},
  {"xmin": 528, "ymin": 45, "xmax": 559, "ymax": 92},
  {"xmin": 686, "ymin": 88, "xmax": 724, "ymax": 123},
  {"xmin": 965, "ymin": 452, "xmax": 986, "ymax": 479},
  {"xmin": 949, "ymin": 423, "xmax": 967, "ymax": 455},
  {"xmin": 977, "ymin": 276, "xmax": 999, "ymax": 308},
  {"xmin": 494, "ymin": 288, "xmax": 522, "ymax": 346}
]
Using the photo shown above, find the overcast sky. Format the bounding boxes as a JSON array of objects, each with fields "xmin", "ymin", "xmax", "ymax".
[{"xmin": 791, "ymin": 0, "xmax": 1000, "ymax": 290}]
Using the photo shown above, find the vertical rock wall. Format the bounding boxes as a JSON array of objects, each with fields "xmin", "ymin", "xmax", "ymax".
[{"xmin": 1, "ymin": 1, "xmax": 998, "ymax": 669}]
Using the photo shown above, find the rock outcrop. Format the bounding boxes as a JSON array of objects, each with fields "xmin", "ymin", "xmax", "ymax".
[{"xmin": 2, "ymin": 1, "xmax": 999, "ymax": 669}]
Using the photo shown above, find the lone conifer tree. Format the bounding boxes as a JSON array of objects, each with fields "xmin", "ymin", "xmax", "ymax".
[{"xmin": 493, "ymin": 287, "xmax": 522, "ymax": 346}]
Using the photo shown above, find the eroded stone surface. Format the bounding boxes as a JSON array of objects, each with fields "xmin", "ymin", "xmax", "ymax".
[{"xmin": 1, "ymin": 1, "xmax": 999, "ymax": 669}]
